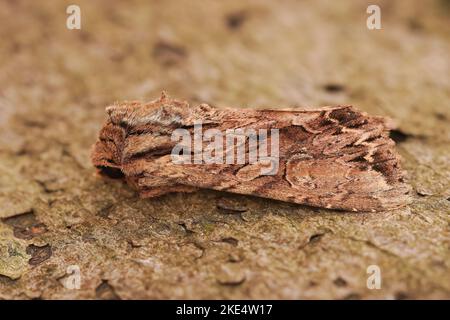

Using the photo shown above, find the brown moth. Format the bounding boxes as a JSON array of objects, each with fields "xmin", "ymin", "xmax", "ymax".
[{"xmin": 91, "ymin": 93, "xmax": 410, "ymax": 212}]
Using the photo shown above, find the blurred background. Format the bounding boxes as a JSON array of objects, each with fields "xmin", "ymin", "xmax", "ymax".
[{"xmin": 0, "ymin": 0, "xmax": 449, "ymax": 299}]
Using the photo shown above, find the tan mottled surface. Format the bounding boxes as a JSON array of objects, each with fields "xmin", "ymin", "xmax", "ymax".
[{"xmin": 0, "ymin": 0, "xmax": 449, "ymax": 299}]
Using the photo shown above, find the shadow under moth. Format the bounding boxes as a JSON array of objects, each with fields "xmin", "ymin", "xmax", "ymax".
[{"xmin": 91, "ymin": 93, "xmax": 410, "ymax": 212}]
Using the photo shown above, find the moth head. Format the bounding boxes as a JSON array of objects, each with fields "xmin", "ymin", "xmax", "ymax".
[{"xmin": 96, "ymin": 166, "xmax": 125, "ymax": 180}]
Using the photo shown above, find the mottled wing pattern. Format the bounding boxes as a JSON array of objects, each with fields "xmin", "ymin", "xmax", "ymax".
[{"xmin": 92, "ymin": 94, "xmax": 410, "ymax": 212}]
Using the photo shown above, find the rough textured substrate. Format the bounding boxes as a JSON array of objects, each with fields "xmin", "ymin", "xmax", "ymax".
[{"xmin": 0, "ymin": 0, "xmax": 449, "ymax": 299}]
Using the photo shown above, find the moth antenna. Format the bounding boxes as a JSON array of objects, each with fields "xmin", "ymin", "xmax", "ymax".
[{"xmin": 160, "ymin": 91, "xmax": 169, "ymax": 101}]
